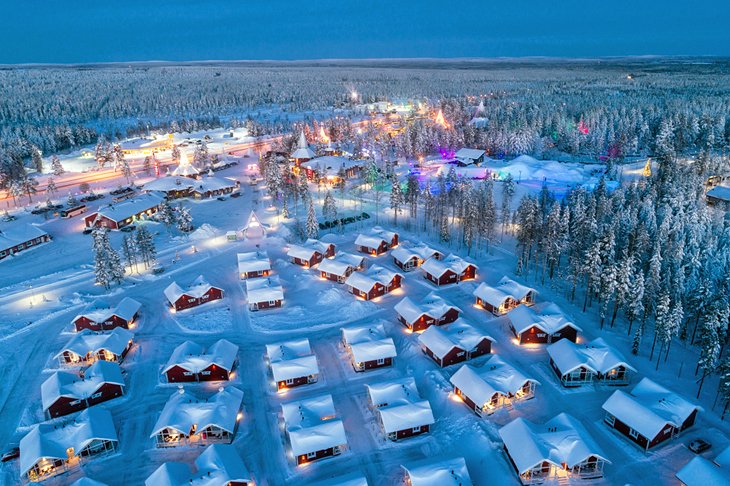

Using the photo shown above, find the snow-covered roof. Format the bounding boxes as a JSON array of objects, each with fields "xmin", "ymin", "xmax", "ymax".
[
  {"xmin": 145, "ymin": 444, "xmax": 252, "ymax": 486},
  {"xmin": 345, "ymin": 265, "xmax": 402, "ymax": 293},
  {"xmin": 90, "ymin": 193, "xmax": 163, "ymax": 224},
  {"xmin": 20, "ymin": 407, "xmax": 117, "ymax": 477},
  {"xmin": 715, "ymin": 445, "xmax": 730, "ymax": 468},
  {"xmin": 291, "ymin": 131, "xmax": 316, "ymax": 160},
  {"xmin": 379, "ymin": 400, "xmax": 435, "ymax": 434},
  {"xmin": 245, "ymin": 276, "xmax": 284, "ymax": 303},
  {"xmin": 547, "ymin": 337, "xmax": 636, "ymax": 375},
  {"xmin": 163, "ymin": 339, "xmax": 239, "ymax": 374},
  {"xmin": 342, "ymin": 323, "xmax": 397, "ymax": 363},
  {"xmin": 498, "ymin": 413, "xmax": 610, "ymax": 474},
  {"xmin": 355, "ymin": 233, "xmax": 387, "ymax": 250},
  {"xmin": 418, "ymin": 319, "xmax": 494, "ymax": 359},
  {"xmin": 164, "ymin": 275, "xmax": 221, "ymax": 304},
  {"xmin": 143, "ymin": 176, "xmax": 194, "ymax": 192},
  {"xmin": 266, "ymin": 338, "xmax": 313, "ymax": 362},
  {"xmin": 473, "ymin": 276, "xmax": 536, "ymax": 308},
  {"xmin": 73, "ymin": 297, "xmax": 141, "ymax": 325},
  {"xmin": 508, "ymin": 302, "xmax": 581, "ymax": 335},
  {"xmin": 237, "ymin": 251, "xmax": 271, "ymax": 274},
  {"xmin": 191, "ymin": 176, "xmax": 238, "ymax": 194},
  {"xmin": 241, "ymin": 211, "xmax": 267, "ymax": 237},
  {"xmin": 421, "ymin": 253, "xmax": 476, "ymax": 278},
  {"xmin": 449, "ymin": 357, "xmax": 539, "ymax": 405},
  {"xmin": 41, "ymin": 360, "xmax": 125, "ymax": 411},
  {"xmin": 0, "ymin": 223, "xmax": 49, "ymax": 252},
  {"xmin": 372, "ymin": 226, "xmax": 398, "ymax": 243},
  {"xmin": 707, "ymin": 184, "xmax": 730, "ymax": 203},
  {"xmin": 676, "ymin": 456, "xmax": 726, "ymax": 486},
  {"xmin": 366, "ymin": 377, "xmax": 420, "ymax": 409},
  {"xmin": 455, "ymin": 148, "xmax": 485, "ymax": 162},
  {"xmin": 394, "ymin": 292, "xmax": 461, "ymax": 324},
  {"xmin": 602, "ymin": 378, "xmax": 701, "ymax": 439},
  {"xmin": 319, "ymin": 252, "xmax": 364, "ymax": 277},
  {"xmin": 56, "ymin": 327, "xmax": 133, "ymax": 360},
  {"xmin": 171, "ymin": 152, "xmax": 199, "ymax": 177},
  {"xmin": 287, "ymin": 244, "xmax": 320, "ymax": 262},
  {"xmin": 281, "ymin": 394, "xmax": 347, "ymax": 456},
  {"xmin": 401, "ymin": 457, "xmax": 473, "ymax": 486},
  {"xmin": 391, "ymin": 242, "xmax": 441, "ymax": 264},
  {"xmin": 301, "ymin": 156, "xmax": 363, "ymax": 176},
  {"xmin": 150, "ymin": 387, "xmax": 244, "ymax": 437},
  {"xmin": 271, "ymin": 355, "xmax": 319, "ymax": 382}
]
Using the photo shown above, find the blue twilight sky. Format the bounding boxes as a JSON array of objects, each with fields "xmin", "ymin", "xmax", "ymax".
[{"xmin": 1, "ymin": 1, "xmax": 729, "ymax": 64}]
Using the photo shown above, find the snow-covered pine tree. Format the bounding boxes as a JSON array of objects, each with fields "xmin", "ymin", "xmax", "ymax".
[
  {"xmin": 157, "ymin": 201, "xmax": 176, "ymax": 231},
  {"xmin": 176, "ymin": 204, "xmax": 193, "ymax": 233},
  {"xmin": 322, "ymin": 190, "xmax": 337, "ymax": 223},
  {"xmin": 305, "ymin": 193, "xmax": 319, "ymax": 239},
  {"xmin": 500, "ymin": 173, "xmax": 515, "ymax": 234},
  {"xmin": 31, "ymin": 147, "xmax": 43, "ymax": 173},
  {"xmin": 135, "ymin": 226, "xmax": 157, "ymax": 268},
  {"xmin": 171, "ymin": 145, "xmax": 181, "ymax": 164},
  {"xmin": 51, "ymin": 155, "xmax": 65, "ymax": 176},
  {"xmin": 121, "ymin": 158, "xmax": 133, "ymax": 184},
  {"xmin": 651, "ymin": 290, "xmax": 671, "ymax": 362},
  {"xmin": 143, "ymin": 156, "xmax": 152, "ymax": 175},
  {"xmin": 46, "ymin": 177, "xmax": 57, "ymax": 197},
  {"xmin": 625, "ymin": 265, "xmax": 645, "ymax": 335},
  {"xmin": 92, "ymin": 229, "xmax": 112, "ymax": 289},
  {"xmin": 122, "ymin": 234, "xmax": 139, "ymax": 274},
  {"xmin": 390, "ymin": 179, "xmax": 403, "ymax": 225}
]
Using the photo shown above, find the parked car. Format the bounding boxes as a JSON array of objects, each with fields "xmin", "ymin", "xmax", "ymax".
[
  {"xmin": 1, "ymin": 446, "xmax": 19, "ymax": 463},
  {"xmin": 82, "ymin": 228, "xmax": 94, "ymax": 235},
  {"xmin": 688, "ymin": 439, "xmax": 712, "ymax": 454},
  {"xmin": 120, "ymin": 225, "xmax": 136, "ymax": 233},
  {"xmin": 217, "ymin": 196, "xmax": 227, "ymax": 201},
  {"xmin": 152, "ymin": 265, "xmax": 165, "ymax": 275},
  {"xmin": 230, "ymin": 192, "xmax": 241, "ymax": 198}
]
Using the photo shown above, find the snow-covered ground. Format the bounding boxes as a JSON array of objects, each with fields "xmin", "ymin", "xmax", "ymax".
[{"xmin": 0, "ymin": 136, "xmax": 725, "ymax": 486}]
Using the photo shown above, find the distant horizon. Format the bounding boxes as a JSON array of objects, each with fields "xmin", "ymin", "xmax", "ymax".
[{"xmin": 2, "ymin": 1, "xmax": 729, "ymax": 64}]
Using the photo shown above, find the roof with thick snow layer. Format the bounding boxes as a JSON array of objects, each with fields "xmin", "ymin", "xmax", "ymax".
[
  {"xmin": 319, "ymin": 252, "xmax": 364, "ymax": 277},
  {"xmin": 602, "ymin": 377, "xmax": 701, "ymax": 439},
  {"xmin": 0, "ymin": 223, "xmax": 48, "ymax": 252},
  {"xmin": 675, "ymin": 456, "xmax": 726, "ymax": 486},
  {"xmin": 508, "ymin": 302, "xmax": 581, "ymax": 335},
  {"xmin": 449, "ymin": 357, "xmax": 539, "ymax": 405},
  {"xmin": 707, "ymin": 184, "xmax": 730, "ymax": 202},
  {"xmin": 144, "ymin": 444, "xmax": 252, "ymax": 486},
  {"xmin": 271, "ymin": 355, "xmax": 319, "ymax": 382},
  {"xmin": 20, "ymin": 407, "xmax": 117, "ymax": 477},
  {"xmin": 41, "ymin": 360, "xmax": 125, "ymax": 411},
  {"xmin": 237, "ymin": 251, "xmax": 271, "ymax": 274},
  {"xmin": 547, "ymin": 337, "xmax": 635, "ymax": 375},
  {"xmin": 498, "ymin": 413, "xmax": 610, "ymax": 474},
  {"xmin": 378, "ymin": 400, "xmax": 435, "ymax": 434},
  {"xmin": 421, "ymin": 253, "xmax": 476, "ymax": 278},
  {"xmin": 355, "ymin": 233, "xmax": 387, "ymax": 250},
  {"xmin": 366, "ymin": 377, "xmax": 420, "ymax": 409},
  {"xmin": 90, "ymin": 193, "xmax": 163, "ymax": 223},
  {"xmin": 401, "ymin": 457, "xmax": 473, "ymax": 486},
  {"xmin": 473, "ymin": 276, "xmax": 536, "ymax": 308},
  {"xmin": 418, "ymin": 319, "xmax": 494, "ymax": 359},
  {"xmin": 164, "ymin": 275, "xmax": 221, "ymax": 304},
  {"xmin": 394, "ymin": 292, "xmax": 461, "ymax": 324},
  {"xmin": 301, "ymin": 155, "xmax": 362, "ymax": 175},
  {"xmin": 281, "ymin": 394, "xmax": 347, "ymax": 456},
  {"xmin": 345, "ymin": 265, "xmax": 402, "ymax": 293},
  {"xmin": 287, "ymin": 244, "xmax": 320, "ymax": 262},
  {"xmin": 245, "ymin": 276, "xmax": 284, "ymax": 303},
  {"xmin": 163, "ymin": 339, "xmax": 238, "ymax": 374},
  {"xmin": 342, "ymin": 323, "xmax": 396, "ymax": 363},
  {"xmin": 455, "ymin": 148, "xmax": 485, "ymax": 161},
  {"xmin": 150, "ymin": 387, "xmax": 244, "ymax": 437},
  {"xmin": 56, "ymin": 327, "xmax": 133, "ymax": 359},
  {"xmin": 391, "ymin": 242, "xmax": 441, "ymax": 264},
  {"xmin": 73, "ymin": 297, "xmax": 141, "ymax": 324},
  {"xmin": 266, "ymin": 338, "xmax": 313, "ymax": 362}
]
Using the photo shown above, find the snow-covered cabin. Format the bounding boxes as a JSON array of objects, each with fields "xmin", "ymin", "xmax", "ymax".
[
  {"xmin": 421, "ymin": 254, "xmax": 477, "ymax": 286},
  {"xmin": 245, "ymin": 276, "xmax": 284, "ymax": 310},
  {"xmin": 41, "ymin": 360, "xmax": 125, "ymax": 418},
  {"xmin": 163, "ymin": 339, "xmax": 239, "ymax": 383},
  {"xmin": 83, "ymin": 193, "xmax": 163, "ymax": 230},
  {"xmin": 450, "ymin": 357, "xmax": 540, "ymax": 416},
  {"xmin": 345, "ymin": 264, "xmax": 403, "ymax": 300},
  {"xmin": 401, "ymin": 457, "xmax": 473, "ymax": 486},
  {"xmin": 341, "ymin": 323, "xmax": 397, "ymax": 372},
  {"xmin": 391, "ymin": 242, "xmax": 442, "ymax": 271},
  {"xmin": 301, "ymin": 156, "xmax": 363, "ymax": 181},
  {"xmin": 355, "ymin": 227, "xmax": 399, "ymax": 255},
  {"xmin": 171, "ymin": 151, "xmax": 199, "ymax": 177},
  {"xmin": 281, "ymin": 394, "xmax": 348, "ymax": 465},
  {"xmin": 507, "ymin": 303, "xmax": 581, "ymax": 345},
  {"xmin": 191, "ymin": 176, "xmax": 240, "ymax": 199},
  {"xmin": 241, "ymin": 211, "xmax": 266, "ymax": 240},
  {"xmin": 499, "ymin": 413, "xmax": 610, "ymax": 484},
  {"xmin": 394, "ymin": 292, "xmax": 462, "ymax": 332},
  {"xmin": 676, "ymin": 452, "xmax": 728, "ymax": 486},
  {"xmin": 473, "ymin": 277, "xmax": 536, "ymax": 316},
  {"xmin": 291, "ymin": 131, "xmax": 316, "ymax": 165},
  {"xmin": 151, "ymin": 386, "xmax": 244, "ymax": 448},
  {"xmin": 366, "ymin": 377, "xmax": 435, "ymax": 441},
  {"xmin": 706, "ymin": 184, "xmax": 730, "ymax": 205},
  {"xmin": 143, "ymin": 176, "xmax": 196, "ymax": 199},
  {"xmin": 145, "ymin": 444, "xmax": 253, "ymax": 486},
  {"xmin": 266, "ymin": 338, "xmax": 319, "ymax": 390},
  {"xmin": 601, "ymin": 378, "xmax": 701, "ymax": 451},
  {"xmin": 318, "ymin": 252, "xmax": 365, "ymax": 283},
  {"xmin": 55, "ymin": 327, "xmax": 134, "ymax": 366},
  {"xmin": 287, "ymin": 239, "xmax": 335, "ymax": 267},
  {"xmin": 164, "ymin": 275, "xmax": 224, "ymax": 311},
  {"xmin": 455, "ymin": 148, "xmax": 486, "ymax": 166},
  {"xmin": 0, "ymin": 224, "xmax": 51, "ymax": 260},
  {"xmin": 547, "ymin": 338, "xmax": 636, "ymax": 387},
  {"xmin": 72, "ymin": 297, "xmax": 141, "ymax": 332},
  {"xmin": 418, "ymin": 319, "xmax": 494, "ymax": 367},
  {"xmin": 20, "ymin": 408, "xmax": 118, "ymax": 483},
  {"xmin": 237, "ymin": 251, "xmax": 271, "ymax": 279}
]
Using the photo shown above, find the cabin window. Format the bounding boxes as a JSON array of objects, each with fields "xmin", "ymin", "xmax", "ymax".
[
  {"xmin": 201, "ymin": 371, "xmax": 211, "ymax": 375},
  {"xmin": 605, "ymin": 414, "xmax": 616, "ymax": 426},
  {"xmin": 91, "ymin": 392, "xmax": 102, "ymax": 399},
  {"xmin": 268, "ymin": 300, "xmax": 276, "ymax": 306},
  {"xmin": 70, "ymin": 400, "xmax": 81, "ymax": 405},
  {"xmin": 188, "ymin": 298, "xmax": 195, "ymax": 303},
  {"xmin": 0, "ymin": 251, "xmax": 5, "ymax": 257},
  {"xmin": 183, "ymin": 371, "xmax": 193, "ymax": 376},
  {"xmin": 307, "ymin": 451, "xmax": 317, "ymax": 459},
  {"xmin": 285, "ymin": 378, "xmax": 295, "ymax": 385},
  {"xmin": 412, "ymin": 426, "xmax": 421, "ymax": 433},
  {"xmin": 629, "ymin": 428, "xmax": 639, "ymax": 439},
  {"xmin": 376, "ymin": 358, "xmax": 386, "ymax": 365}
]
